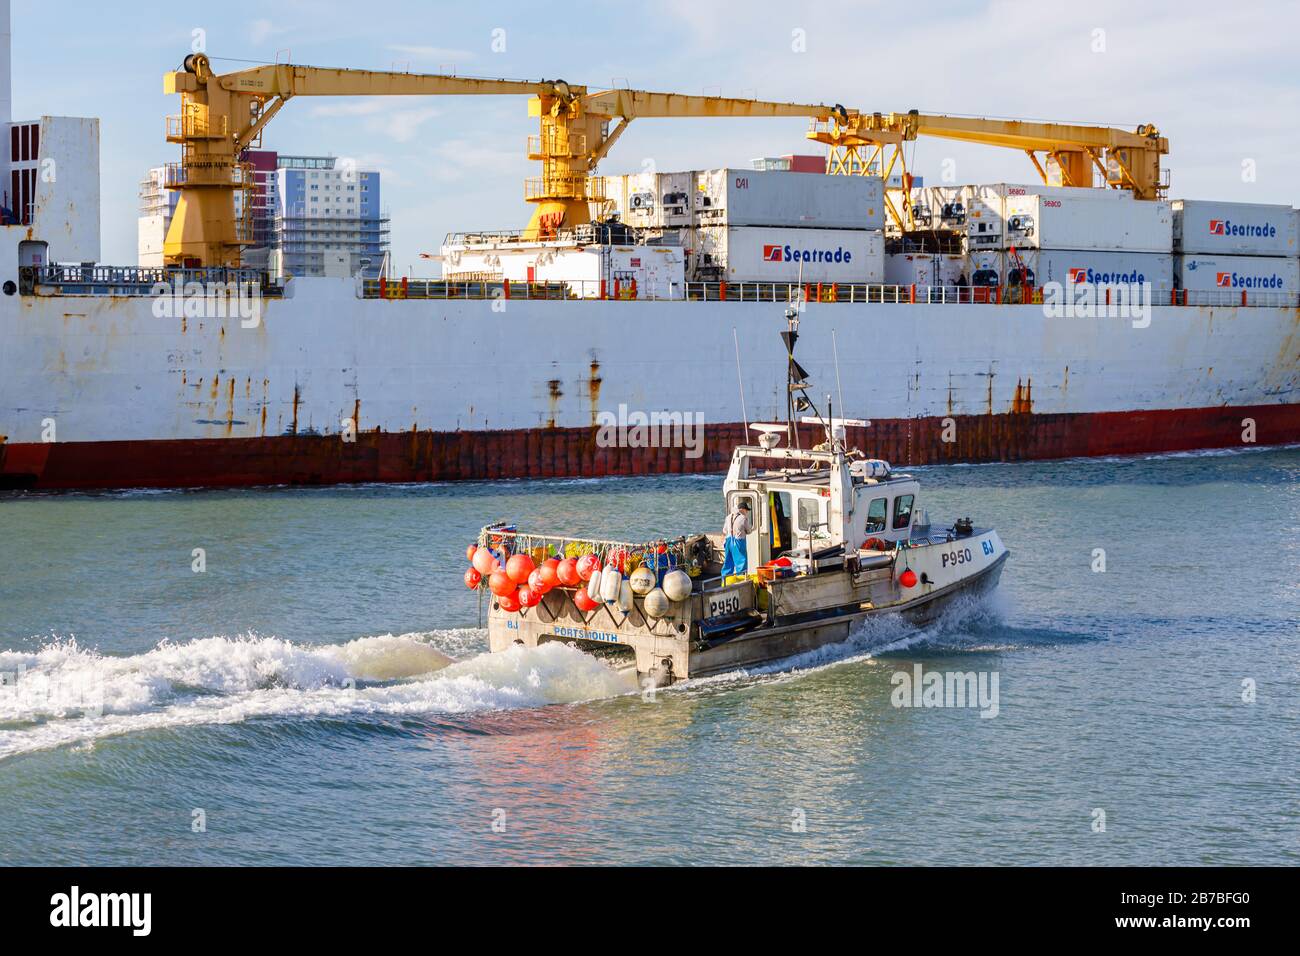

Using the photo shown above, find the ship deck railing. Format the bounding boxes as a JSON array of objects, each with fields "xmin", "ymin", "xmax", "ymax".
[
  {"xmin": 478, "ymin": 524, "xmax": 696, "ymax": 562},
  {"xmin": 360, "ymin": 277, "xmax": 1300, "ymax": 308},
  {"xmin": 20, "ymin": 265, "xmax": 286, "ymax": 298},
  {"xmin": 18, "ymin": 267, "xmax": 1299, "ymax": 308}
]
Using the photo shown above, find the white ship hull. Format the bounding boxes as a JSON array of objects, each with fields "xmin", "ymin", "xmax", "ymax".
[{"xmin": 2, "ymin": 275, "xmax": 1297, "ymax": 489}]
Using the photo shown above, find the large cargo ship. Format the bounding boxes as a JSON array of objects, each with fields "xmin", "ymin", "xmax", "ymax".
[
  {"xmin": 0, "ymin": 13, "xmax": 1297, "ymax": 491},
  {"xmin": 4, "ymin": 267, "xmax": 1296, "ymax": 490}
]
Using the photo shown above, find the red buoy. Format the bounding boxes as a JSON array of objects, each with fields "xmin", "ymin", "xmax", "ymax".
[
  {"xmin": 576, "ymin": 554, "xmax": 600, "ymax": 581},
  {"xmin": 528, "ymin": 568, "xmax": 552, "ymax": 595},
  {"xmin": 518, "ymin": 585, "xmax": 541, "ymax": 608},
  {"xmin": 506, "ymin": 554, "xmax": 535, "ymax": 585},
  {"xmin": 464, "ymin": 568, "xmax": 482, "ymax": 590},
  {"xmin": 573, "ymin": 589, "xmax": 599, "ymax": 612},
  {"xmin": 899, "ymin": 569, "xmax": 918, "ymax": 589},
  {"xmin": 498, "ymin": 591, "xmax": 521, "ymax": 613},
  {"xmin": 489, "ymin": 569, "xmax": 514, "ymax": 596},
  {"xmin": 538, "ymin": 561, "xmax": 560, "ymax": 590},
  {"xmin": 471, "ymin": 548, "xmax": 496, "ymax": 577},
  {"xmin": 466, "ymin": 544, "xmax": 478, "ymax": 563},
  {"xmin": 556, "ymin": 558, "xmax": 580, "ymax": 587}
]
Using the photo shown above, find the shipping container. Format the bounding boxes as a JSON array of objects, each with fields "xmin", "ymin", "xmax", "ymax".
[
  {"xmin": 603, "ymin": 171, "xmax": 696, "ymax": 229},
  {"xmin": 965, "ymin": 248, "xmax": 1173, "ymax": 291},
  {"xmin": 692, "ymin": 225, "xmax": 884, "ymax": 283},
  {"xmin": 909, "ymin": 185, "xmax": 966, "ymax": 232},
  {"xmin": 1175, "ymin": 254, "xmax": 1300, "ymax": 293},
  {"xmin": 1172, "ymin": 200, "xmax": 1299, "ymax": 257},
  {"xmin": 958, "ymin": 183, "xmax": 1140, "ymax": 251},
  {"xmin": 442, "ymin": 240, "xmax": 686, "ymax": 298},
  {"xmin": 884, "ymin": 252, "xmax": 966, "ymax": 287},
  {"xmin": 1002, "ymin": 193, "xmax": 1172, "ymax": 253},
  {"xmin": 694, "ymin": 168, "xmax": 884, "ymax": 230}
]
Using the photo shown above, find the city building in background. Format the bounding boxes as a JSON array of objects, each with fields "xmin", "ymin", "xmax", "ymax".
[
  {"xmin": 137, "ymin": 151, "xmax": 388, "ymax": 276},
  {"xmin": 750, "ymin": 154, "xmax": 827, "ymax": 174},
  {"xmin": 272, "ymin": 155, "xmax": 387, "ymax": 278}
]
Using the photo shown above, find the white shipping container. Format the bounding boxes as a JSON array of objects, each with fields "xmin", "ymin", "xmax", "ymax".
[
  {"xmin": 1172, "ymin": 200, "xmax": 1299, "ymax": 256},
  {"xmin": 912, "ymin": 185, "xmax": 966, "ymax": 231},
  {"xmin": 884, "ymin": 252, "xmax": 966, "ymax": 286},
  {"xmin": 442, "ymin": 242, "xmax": 686, "ymax": 298},
  {"xmin": 695, "ymin": 168, "xmax": 884, "ymax": 230},
  {"xmin": 965, "ymin": 248, "xmax": 1173, "ymax": 291},
  {"xmin": 1175, "ymin": 254, "xmax": 1300, "ymax": 293},
  {"xmin": 604, "ymin": 171, "xmax": 696, "ymax": 229},
  {"xmin": 1002, "ymin": 193, "xmax": 1172, "ymax": 253},
  {"xmin": 695, "ymin": 226, "xmax": 883, "ymax": 283},
  {"xmin": 1026, "ymin": 249, "xmax": 1173, "ymax": 291},
  {"xmin": 962, "ymin": 183, "xmax": 1099, "ymax": 249}
]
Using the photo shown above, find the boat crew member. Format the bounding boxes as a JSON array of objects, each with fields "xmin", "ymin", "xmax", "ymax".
[{"xmin": 721, "ymin": 500, "xmax": 752, "ymax": 577}]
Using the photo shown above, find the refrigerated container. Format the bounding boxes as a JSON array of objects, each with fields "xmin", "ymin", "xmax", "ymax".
[
  {"xmin": 884, "ymin": 252, "xmax": 966, "ymax": 286},
  {"xmin": 962, "ymin": 183, "xmax": 1104, "ymax": 250},
  {"xmin": 694, "ymin": 168, "xmax": 884, "ymax": 230},
  {"xmin": 1172, "ymin": 200, "xmax": 1299, "ymax": 256},
  {"xmin": 692, "ymin": 225, "xmax": 884, "ymax": 283},
  {"xmin": 910, "ymin": 185, "xmax": 966, "ymax": 231},
  {"xmin": 1175, "ymin": 254, "xmax": 1300, "ymax": 293},
  {"xmin": 604, "ymin": 171, "xmax": 696, "ymax": 229},
  {"xmin": 964, "ymin": 248, "xmax": 1173, "ymax": 291},
  {"xmin": 444, "ymin": 241, "xmax": 686, "ymax": 298},
  {"xmin": 1002, "ymin": 193, "xmax": 1172, "ymax": 253}
]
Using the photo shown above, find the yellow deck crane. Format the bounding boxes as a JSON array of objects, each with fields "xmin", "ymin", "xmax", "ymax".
[
  {"xmin": 807, "ymin": 109, "xmax": 1169, "ymax": 230},
  {"xmin": 162, "ymin": 53, "xmax": 855, "ymax": 267}
]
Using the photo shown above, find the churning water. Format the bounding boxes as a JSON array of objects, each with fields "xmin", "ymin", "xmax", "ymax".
[{"xmin": 1, "ymin": 447, "xmax": 1296, "ymax": 865}]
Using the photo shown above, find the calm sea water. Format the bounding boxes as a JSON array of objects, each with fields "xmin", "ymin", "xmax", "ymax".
[{"xmin": 1, "ymin": 447, "xmax": 1296, "ymax": 866}]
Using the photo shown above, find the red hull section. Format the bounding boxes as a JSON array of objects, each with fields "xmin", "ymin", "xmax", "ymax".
[{"xmin": 2, "ymin": 404, "xmax": 1297, "ymax": 491}]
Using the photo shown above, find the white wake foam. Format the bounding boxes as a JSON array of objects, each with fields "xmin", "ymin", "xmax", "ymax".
[{"xmin": 0, "ymin": 632, "xmax": 636, "ymax": 760}]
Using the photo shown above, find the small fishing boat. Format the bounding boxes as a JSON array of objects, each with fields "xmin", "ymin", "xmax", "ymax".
[{"xmin": 466, "ymin": 300, "xmax": 1009, "ymax": 686}]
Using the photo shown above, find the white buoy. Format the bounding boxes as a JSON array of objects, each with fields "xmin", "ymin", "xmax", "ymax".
[
  {"xmin": 618, "ymin": 580, "xmax": 634, "ymax": 613},
  {"xmin": 600, "ymin": 564, "xmax": 621, "ymax": 604},
  {"xmin": 586, "ymin": 566, "xmax": 603, "ymax": 602},
  {"xmin": 663, "ymin": 569, "xmax": 692, "ymax": 603},
  {"xmin": 644, "ymin": 587, "xmax": 670, "ymax": 619},
  {"xmin": 629, "ymin": 565, "xmax": 656, "ymax": 595}
]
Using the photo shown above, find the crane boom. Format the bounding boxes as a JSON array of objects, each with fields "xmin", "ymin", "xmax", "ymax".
[
  {"xmin": 808, "ymin": 109, "xmax": 1169, "ymax": 229},
  {"xmin": 162, "ymin": 54, "xmax": 853, "ymax": 267}
]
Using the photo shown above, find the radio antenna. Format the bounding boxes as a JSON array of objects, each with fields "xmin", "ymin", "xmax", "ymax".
[
  {"xmin": 732, "ymin": 326, "xmax": 749, "ymax": 437},
  {"xmin": 832, "ymin": 328, "xmax": 846, "ymax": 429}
]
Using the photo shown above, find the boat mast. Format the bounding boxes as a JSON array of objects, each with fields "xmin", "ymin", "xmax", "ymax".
[{"xmin": 781, "ymin": 299, "xmax": 823, "ymax": 455}]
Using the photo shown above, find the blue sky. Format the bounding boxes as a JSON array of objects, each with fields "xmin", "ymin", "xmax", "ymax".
[{"xmin": 14, "ymin": 0, "xmax": 1299, "ymax": 270}]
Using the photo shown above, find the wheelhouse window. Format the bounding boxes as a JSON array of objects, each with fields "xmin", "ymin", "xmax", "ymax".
[
  {"xmin": 797, "ymin": 497, "xmax": 822, "ymax": 532},
  {"xmin": 892, "ymin": 494, "xmax": 915, "ymax": 530},
  {"xmin": 865, "ymin": 497, "xmax": 887, "ymax": 534}
]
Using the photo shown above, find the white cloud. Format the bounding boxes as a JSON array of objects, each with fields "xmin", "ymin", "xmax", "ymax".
[
  {"xmin": 310, "ymin": 101, "xmax": 393, "ymax": 118},
  {"xmin": 381, "ymin": 108, "xmax": 444, "ymax": 143},
  {"xmin": 249, "ymin": 19, "xmax": 286, "ymax": 46},
  {"xmin": 429, "ymin": 139, "xmax": 524, "ymax": 179},
  {"xmin": 307, "ymin": 100, "xmax": 443, "ymax": 142}
]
